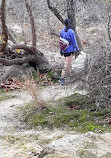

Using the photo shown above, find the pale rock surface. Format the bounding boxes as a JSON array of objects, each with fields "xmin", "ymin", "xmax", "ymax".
[{"xmin": 44, "ymin": 132, "xmax": 111, "ymax": 158}]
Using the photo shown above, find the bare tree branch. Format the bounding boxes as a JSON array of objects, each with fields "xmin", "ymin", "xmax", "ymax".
[
  {"xmin": 0, "ymin": 0, "xmax": 8, "ymax": 52},
  {"xmin": 47, "ymin": 0, "xmax": 64, "ymax": 24},
  {"xmin": 108, "ymin": 15, "xmax": 111, "ymax": 41},
  {"xmin": 24, "ymin": 0, "xmax": 36, "ymax": 47},
  {"xmin": 8, "ymin": 29, "xmax": 18, "ymax": 44}
]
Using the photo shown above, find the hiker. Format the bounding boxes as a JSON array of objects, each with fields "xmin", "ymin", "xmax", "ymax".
[{"xmin": 58, "ymin": 18, "xmax": 79, "ymax": 85}]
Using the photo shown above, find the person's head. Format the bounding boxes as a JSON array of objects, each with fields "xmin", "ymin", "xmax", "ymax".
[{"xmin": 64, "ymin": 18, "xmax": 71, "ymax": 32}]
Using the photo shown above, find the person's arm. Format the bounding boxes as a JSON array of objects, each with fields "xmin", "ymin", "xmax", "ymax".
[{"xmin": 71, "ymin": 30, "xmax": 79, "ymax": 51}]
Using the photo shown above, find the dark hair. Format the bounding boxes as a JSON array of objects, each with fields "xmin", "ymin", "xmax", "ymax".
[{"xmin": 64, "ymin": 18, "xmax": 71, "ymax": 32}]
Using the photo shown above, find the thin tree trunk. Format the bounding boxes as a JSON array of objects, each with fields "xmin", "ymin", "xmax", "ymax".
[
  {"xmin": 25, "ymin": 0, "xmax": 37, "ymax": 47},
  {"xmin": 1, "ymin": 0, "xmax": 8, "ymax": 52},
  {"xmin": 108, "ymin": 15, "xmax": 111, "ymax": 42}
]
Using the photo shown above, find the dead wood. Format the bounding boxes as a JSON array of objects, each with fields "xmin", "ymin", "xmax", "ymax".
[
  {"xmin": 0, "ymin": 0, "xmax": 51, "ymax": 81},
  {"xmin": 0, "ymin": 55, "xmax": 35, "ymax": 66},
  {"xmin": 108, "ymin": 15, "xmax": 111, "ymax": 42}
]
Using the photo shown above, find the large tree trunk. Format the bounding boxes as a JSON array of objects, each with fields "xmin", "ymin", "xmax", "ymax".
[
  {"xmin": 47, "ymin": 0, "xmax": 83, "ymax": 51},
  {"xmin": 67, "ymin": 0, "xmax": 83, "ymax": 51}
]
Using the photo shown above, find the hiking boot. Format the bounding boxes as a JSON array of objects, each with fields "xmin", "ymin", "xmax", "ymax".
[{"xmin": 58, "ymin": 78, "xmax": 65, "ymax": 85}]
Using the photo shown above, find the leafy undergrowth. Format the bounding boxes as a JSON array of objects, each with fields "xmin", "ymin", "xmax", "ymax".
[
  {"xmin": 0, "ymin": 70, "xmax": 57, "ymax": 93},
  {"xmin": 0, "ymin": 78, "xmax": 24, "ymax": 90},
  {"xmin": 19, "ymin": 93, "xmax": 111, "ymax": 133},
  {"xmin": 32, "ymin": 70, "xmax": 61, "ymax": 85},
  {"xmin": 32, "ymin": 71, "xmax": 56, "ymax": 86}
]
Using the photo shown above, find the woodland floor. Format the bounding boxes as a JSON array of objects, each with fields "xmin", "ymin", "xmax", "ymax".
[
  {"xmin": 0, "ymin": 22, "xmax": 111, "ymax": 157},
  {"xmin": 0, "ymin": 82, "xmax": 111, "ymax": 158}
]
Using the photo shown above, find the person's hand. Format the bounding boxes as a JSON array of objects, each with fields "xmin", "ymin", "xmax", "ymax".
[
  {"xmin": 60, "ymin": 50, "xmax": 63, "ymax": 56},
  {"xmin": 76, "ymin": 50, "xmax": 80, "ymax": 55},
  {"xmin": 75, "ymin": 50, "xmax": 80, "ymax": 58}
]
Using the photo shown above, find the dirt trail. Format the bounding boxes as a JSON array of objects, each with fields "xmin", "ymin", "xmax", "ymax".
[
  {"xmin": 0, "ymin": 84, "xmax": 111, "ymax": 158},
  {"xmin": 0, "ymin": 82, "xmax": 86, "ymax": 157},
  {"xmin": 39, "ymin": 82, "xmax": 87, "ymax": 102},
  {"xmin": 0, "ymin": 91, "xmax": 33, "ymax": 158}
]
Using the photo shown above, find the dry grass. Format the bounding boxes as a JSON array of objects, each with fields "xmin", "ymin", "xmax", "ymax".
[{"xmin": 24, "ymin": 70, "xmax": 46, "ymax": 109}]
